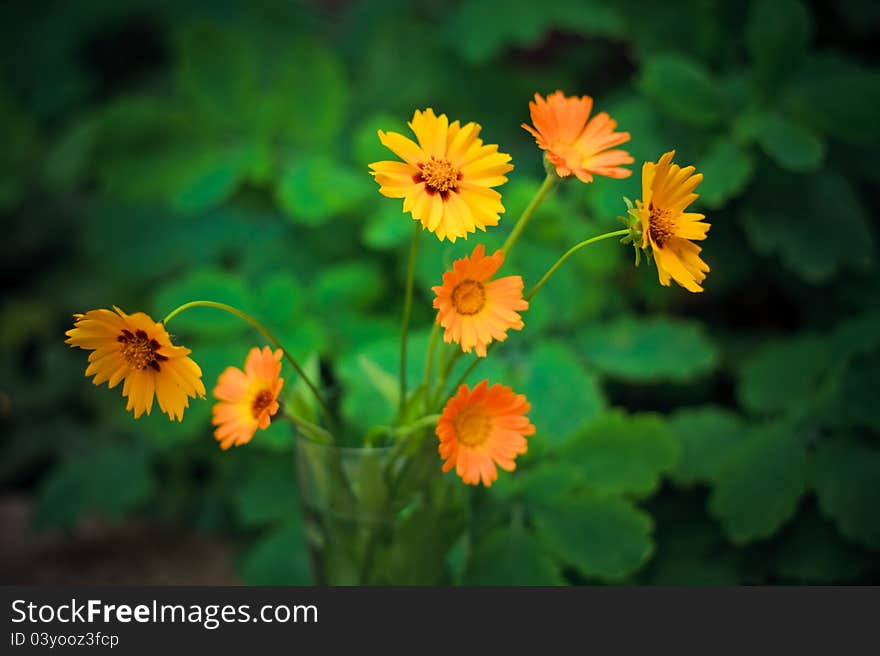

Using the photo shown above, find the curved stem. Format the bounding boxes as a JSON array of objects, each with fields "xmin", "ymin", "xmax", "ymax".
[
  {"xmin": 501, "ymin": 173, "xmax": 559, "ymax": 256},
  {"xmin": 398, "ymin": 223, "xmax": 420, "ymax": 419},
  {"xmin": 525, "ymin": 229, "xmax": 629, "ymax": 302},
  {"xmin": 446, "ymin": 351, "xmax": 489, "ymax": 400},
  {"xmin": 162, "ymin": 300, "xmax": 335, "ymax": 434}
]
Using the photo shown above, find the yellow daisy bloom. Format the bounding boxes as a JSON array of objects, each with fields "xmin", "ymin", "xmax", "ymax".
[
  {"xmin": 369, "ymin": 108, "xmax": 514, "ymax": 242},
  {"xmin": 637, "ymin": 150, "xmax": 711, "ymax": 292},
  {"xmin": 65, "ymin": 306, "xmax": 205, "ymax": 420},
  {"xmin": 432, "ymin": 244, "xmax": 528, "ymax": 357}
]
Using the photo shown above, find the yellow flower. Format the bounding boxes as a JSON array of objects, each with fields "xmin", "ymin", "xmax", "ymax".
[
  {"xmin": 65, "ymin": 307, "xmax": 205, "ymax": 420},
  {"xmin": 432, "ymin": 244, "xmax": 528, "ymax": 357},
  {"xmin": 437, "ymin": 380, "xmax": 535, "ymax": 487},
  {"xmin": 522, "ymin": 90, "xmax": 633, "ymax": 182},
  {"xmin": 637, "ymin": 150, "xmax": 710, "ymax": 292},
  {"xmin": 212, "ymin": 346, "xmax": 284, "ymax": 450},
  {"xmin": 369, "ymin": 108, "xmax": 513, "ymax": 242}
]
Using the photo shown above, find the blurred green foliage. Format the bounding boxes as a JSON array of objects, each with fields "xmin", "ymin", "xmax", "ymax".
[{"xmin": 1, "ymin": 0, "xmax": 878, "ymax": 584}]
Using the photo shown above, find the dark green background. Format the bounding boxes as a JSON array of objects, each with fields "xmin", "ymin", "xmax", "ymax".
[{"xmin": 1, "ymin": 0, "xmax": 879, "ymax": 584}]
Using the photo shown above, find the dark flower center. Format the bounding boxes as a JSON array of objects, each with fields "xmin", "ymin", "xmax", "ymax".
[{"xmin": 118, "ymin": 329, "xmax": 167, "ymax": 371}]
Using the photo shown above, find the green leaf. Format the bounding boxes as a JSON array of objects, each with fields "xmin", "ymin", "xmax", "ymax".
[
  {"xmin": 518, "ymin": 343, "xmax": 605, "ymax": 444},
  {"xmin": 466, "ymin": 526, "xmax": 565, "ymax": 585},
  {"xmin": 741, "ymin": 170, "xmax": 874, "ymax": 283},
  {"xmin": 277, "ymin": 155, "xmax": 373, "ymax": 225},
  {"xmin": 813, "ymin": 437, "xmax": 880, "ymax": 549},
  {"xmin": 644, "ymin": 515, "xmax": 743, "ymax": 586},
  {"xmin": 775, "ymin": 510, "xmax": 875, "ymax": 583},
  {"xmin": 668, "ymin": 406, "xmax": 748, "ymax": 486},
  {"xmin": 532, "ymin": 496, "xmax": 654, "ymax": 581},
  {"xmin": 746, "ymin": 0, "xmax": 811, "ymax": 92},
  {"xmin": 312, "ymin": 261, "xmax": 384, "ymax": 312},
  {"xmin": 175, "ymin": 25, "xmax": 259, "ymax": 127},
  {"xmin": 564, "ymin": 411, "xmax": 679, "ymax": 497},
  {"xmin": 639, "ymin": 54, "xmax": 723, "ymax": 126},
  {"xmin": 754, "ymin": 112, "xmax": 824, "ymax": 172},
  {"xmin": 232, "ymin": 458, "xmax": 300, "ymax": 527},
  {"xmin": 697, "ymin": 138, "xmax": 755, "ymax": 208},
  {"xmin": 737, "ymin": 335, "xmax": 831, "ymax": 416},
  {"xmin": 448, "ymin": 0, "xmax": 623, "ymax": 64},
  {"xmin": 578, "ymin": 317, "xmax": 718, "ymax": 383},
  {"xmin": 363, "ymin": 203, "xmax": 413, "ymax": 250},
  {"xmin": 238, "ymin": 521, "xmax": 312, "ymax": 585},
  {"xmin": 709, "ymin": 423, "xmax": 807, "ymax": 543},
  {"xmin": 783, "ymin": 53, "xmax": 880, "ymax": 144},
  {"xmin": 34, "ymin": 445, "xmax": 154, "ymax": 530},
  {"xmin": 270, "ymin": 40, "xmax": 348, "ymax": 146},
  {"xmin": 825, "ymin": 353, "xmax": 880, "ymax": 432}
]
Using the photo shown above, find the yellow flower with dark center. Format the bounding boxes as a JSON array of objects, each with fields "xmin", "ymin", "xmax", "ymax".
[
  {"xmin": 212, "ymin": 346, "xmax": 284, "ymax": 450},
  {"xmin": 432, "ymin": 244, "xmax": 528, "ymax": 357},
  {"xmin": 65, "ymin": 306, "xmax": 205, "ymax": 420},
  {"xmin": 637, "ymin": 150, "xmax": 710, "ymax": 292},
  {"xmin": 437, "ymin": 380, "xmax": 535, "ymax": 487},
  {"xmin": 369, "ymin": 108, "xmax": 514, "ymax": 242}
]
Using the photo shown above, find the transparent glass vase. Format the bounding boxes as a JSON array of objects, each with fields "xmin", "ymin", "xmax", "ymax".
[{"xmin": 295, "ymin": 432, "xmax": 467, "ymax": 585}]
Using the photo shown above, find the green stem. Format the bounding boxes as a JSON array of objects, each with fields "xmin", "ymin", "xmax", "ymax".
[
  {"xmin": 398, "ymin": 223, "xmax": 420, "ymax": 419},
  {"xmin": 501, "ymin": 173, "xmax": 559, "ymax": 256},
  {"xmin": 422, "ymin": 321, "xmax": 440, "ymax": 412},
  {"xmin": 446, "ymin": 352, "xmax": 487, "ymax": 400},
  {"xmin": 162, "ymin": 300, "xmax": 336, "ymax": 434},
  {"xmin": 525, "ymin": 229, "xmax": 630, "ymax": 302}
]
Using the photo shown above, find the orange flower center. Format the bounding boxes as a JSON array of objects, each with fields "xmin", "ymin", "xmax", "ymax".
[
  {"xmin": 648, "ymin": 203, "xmax": 675, "ymax": 247},
  {"xmin": 454, "ymin": 407, "xmax": 492, "ymax": 447},
  {"xmin": 420, "ymin": 156, "xmax": 459, "ymax": 194},
  {"xmin": 251, "ymin": 389, "xmax": 274, "ymax": 419},
  {"xmin": 117, "ymin": 329, "xmax": 167, "ymax": 372},
  {"xmin": 451, "ymin": 279, "xmax": 486, "ymax": 315}
]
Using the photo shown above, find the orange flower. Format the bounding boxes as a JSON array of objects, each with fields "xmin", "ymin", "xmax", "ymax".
[
  {"xmin": 369, "ymin": 108, "xmax": 513, "ymax": 242},
  {"xmin": 437, "ymin": 380, "xmax": 535, "ymax": 487},
  {"xmin": 212, "ymin": 346, "xmax": 284, "ymax": 450},
  {"xmin": 65, "ymin": 306, "xmax": 205, "ymax": 421},
  {"xmin": 432, "ymin": 244, "xmax": 528, "ymax": 357},
  {"xmin": 522, "ymin": 90, "xmax": 633, "ymax": 182},
  {"xmin": 637, "ymin": 150, "xmax": 710, "ymax": 292}
]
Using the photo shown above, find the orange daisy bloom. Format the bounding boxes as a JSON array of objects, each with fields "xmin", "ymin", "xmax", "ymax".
[
  {"xmin": 212, "ymin": 346, "xmax": 284, "ymax": 450},
  {"xmin": 65, "ymin": 306, "xmax": 205, "ymax": 421},
  {"xmin": 522, "ymin": 90, "xmax": 633, "ymax": 182},
  {"xmin": 432, "ymin": 244, "xmax": 528, "ymax": 357},
  {"xmin": 437, "ymin": 380, "xmax": 535, "ymax": 487},
  {"xmin": 636, "ymin": 150, "xmax": 710, "ymax": 292},
  {"xmin": 369, "ymin": 108, "xmax": 514, "ymax": 242}
]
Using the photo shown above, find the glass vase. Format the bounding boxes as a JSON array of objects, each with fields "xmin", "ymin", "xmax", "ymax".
[{"xmin": 295, "ymin": 432, "xmax": 467, "ymax": 585}]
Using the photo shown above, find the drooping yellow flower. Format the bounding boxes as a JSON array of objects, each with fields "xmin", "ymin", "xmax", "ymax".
[
  {"xmin": 437, "ymin": 380, "xmax": 535, "ymax": 487},
  {"xmin": 522, "ymin": 90, "xmax": 633, "ymax": 182},
  {"xmin": 637, "ymin": 150, "xmax": 710, "ymax": 292},
  {"xmin": 212, "ymin": 346, "xmax": 284, "ymax": 450},
  {"xmin": 369, "ymin": 109, "xmax": 513, "ymax": 242},
  {"xmin": 432, "ymin": 244, "xmax": 528, "ymax": 357},
  {"xmin": 65, "ymin": 307, "xmax": 205, "ymax": 420}
]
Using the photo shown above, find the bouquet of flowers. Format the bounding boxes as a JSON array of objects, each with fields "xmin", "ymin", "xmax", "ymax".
[{"xmin": 65, "ymin": 91, "xmax": 709, "ymax": 584}]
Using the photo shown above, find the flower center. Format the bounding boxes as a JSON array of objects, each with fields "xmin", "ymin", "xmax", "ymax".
[
  {"xmin": 419, "ymin": 156, "xmax": 460, "ymax": 195},
  {"xmin": 251, "ymin": 389, "xmax": 274, "ymax": 419},
  {"xmin": 117, "ymin": 329, "xmax": 167, "ymax": 372},
  {"xmin": 451, "ymin": 279, "xmax": 486, "ymax": 316},
  {"xmin": 454, "ymin": 407, "xmax": 492, "ymax": 447},
  {"xmin": 648, "ymin": 203, "xmax": 675, "ymax": 247}
]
